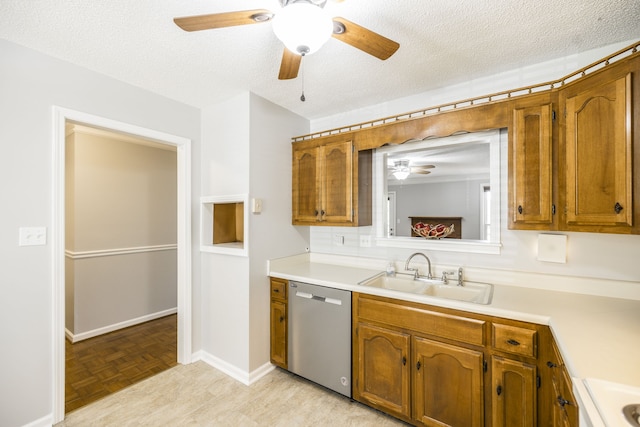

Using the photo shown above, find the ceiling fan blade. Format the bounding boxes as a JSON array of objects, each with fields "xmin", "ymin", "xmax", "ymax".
[
  {"xmin": 413, "ymin": 170, "xmax": 432, "ymax": 175},
  {"xmin": 412, "ymin": 165, "xmax": 436, "ymax": 171},
  {"xmin": 278, "ymin": 48, "xmax": 301, "ymax": 80},
  {"xmin": 174, "ymin": 9, "xmax": 273, "ymax": 32},
  {"xmin": 331, "ymin": 17, "xmax": 399, "ymax": 60}
]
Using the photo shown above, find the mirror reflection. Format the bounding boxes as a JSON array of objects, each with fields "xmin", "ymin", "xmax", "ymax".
[{"xmin": 374, "ymin": 130, "xmax": 501, "ymax": 248}]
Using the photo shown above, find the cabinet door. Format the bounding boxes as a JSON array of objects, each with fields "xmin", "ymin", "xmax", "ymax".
[
  {"xmin": 551, "ymin": 367, "xmax": 579, "ymax": 427},
  {"xmin": 491, "ymin": 356, "xmax": 536, "ymax": 427},
  {"xmin": 564, "ymin": 73, "xmax": 632, "ymax": 228},
  {"xmin": 320, "ymin": 140, "xmax": 353, "ymax": 223},
  {"xmin": 354, "ymin": 323, "xmax": 411, "ymax": 420},
  {"xmin": 292, "ymin": 146, "xmax": 321, "ymax": 224},
  {"xmin": 511, "ymin": 104, "xmax": 553, "ymax": 227},
  {"xmin": 413, "ymin": 337, "xmax": 484, "ymax": 427},
  {"xmin": 269, "ymin": 300, "xmax": 287, "ymax": 369}
]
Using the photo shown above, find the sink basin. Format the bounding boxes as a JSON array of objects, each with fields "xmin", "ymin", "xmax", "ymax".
[
  {"xmin": 421, "ymin": 282, "xmax": 493, "ymax": 304},
  {"xmin": 586, "ymin": 379, "xmax": 640, "ymax": 426},
  {"xmin": 359, "ymin": 273, "xmax": 493, "ymax": 305}
]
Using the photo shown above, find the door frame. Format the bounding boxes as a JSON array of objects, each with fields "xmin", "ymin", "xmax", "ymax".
[{"xmin": 51, "ymin": 106, "xmax": 193, "ymax": 423}]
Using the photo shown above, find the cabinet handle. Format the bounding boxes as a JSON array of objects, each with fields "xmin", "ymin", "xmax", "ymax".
[
  {"xmin": 273, "ymin": 288, "xmax": 280, "ymax": 293},
  {"xmin": 518, "ymin": 205, "xmax": 523, "ymax": 214},
  {"xmin": 615, "ymin": 202, "xmax": 624, "ymax": 214},
  {"xmin": 557, "ymin": 396, "xmax": 569, "ymax": 407},
  {"xmin": 506, "ymin": 339, "xmax": 521, "ymax": 346},
  {"xmin": 546, "ymin": 361, "xmax": 557, "ymax": 368},
  {"xmin": 416, "ymin": 361, "xmax": 421, "ymax": 370},
  {"xmin": 279, "ymin": 316, "xmax": 284, "ymax": 323},
  {"xmin": 496, "ymin": 385, "xmax": 502, "ymax": 396},
  {"xmin": 402, "ymin": 356, "xmax": 406, "ymax": 366},
  {"xmin": 321, "ymin": 209, "xmax": 325, "ymax": 216}
]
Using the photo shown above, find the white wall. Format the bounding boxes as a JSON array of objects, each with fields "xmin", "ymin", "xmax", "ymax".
[
  {"xmin": 309, "ymin": 55, "xmax": 640, "ymax": 286},
  {"xmin": 0, "ymin": 40, "xmax": 200, "ymax": 427},
  {"xmin": 65, "ymin": 128, "xmax": 177, "ymax": 338},
  {"xmin": 248, "ymin": 93, "xmax": 309, "ymax": 372},
  {"xmin": 200, "ymin": 93, "xmax": 252, "ymax": 373},
  {"xmin": 199, "ymin": 92, "xmax": 309, "ymax": 377},
  {"xmin": 310, "ymin": 39, "xmax": 638, "ymax": 133}
]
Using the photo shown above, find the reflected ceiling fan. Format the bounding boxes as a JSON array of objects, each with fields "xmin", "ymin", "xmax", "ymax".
[
  {"xmin": 173, "ymin": 0, "xmax": 400, "ymax": 80},
  {"xmin": 388, "ymin": 160, "xmax": 435, "ymax": 180}
]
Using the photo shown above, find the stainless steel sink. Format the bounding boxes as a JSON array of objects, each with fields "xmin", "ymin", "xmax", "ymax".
[
  {"xmin": 359, "ymin": 273, "xmax": 493, "ymax": 305},
  {"xmin": 623, "ymin": 404, "xmax": 640, "ymax": 426}
]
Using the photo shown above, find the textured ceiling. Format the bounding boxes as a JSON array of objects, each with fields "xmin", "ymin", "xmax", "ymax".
[{"xmin": 1, "ymin": 0, "xmax": 639, "ymax": 120}]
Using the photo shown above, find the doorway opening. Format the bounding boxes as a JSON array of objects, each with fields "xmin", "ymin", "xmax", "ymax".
[{"xmin": 52, "ymin": 107, "xmax": 192, "ymax": 423}]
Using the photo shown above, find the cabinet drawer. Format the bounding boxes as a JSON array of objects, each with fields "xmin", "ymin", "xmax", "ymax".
[
  {"xmin": 270, "ymin": 278, "xmax": 288, "ymax": 301},
  {"xmin": 492, "ymin": 323, "xmax": 537, "ymax": 357},
  {"xmin": 356, "ymin": 294, "xmax": 485, "ymax": 346}
]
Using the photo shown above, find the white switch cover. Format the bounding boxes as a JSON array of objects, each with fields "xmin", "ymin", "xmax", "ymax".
[
  {"xmin": 537, "ymin": 234, "xmax": 567, "ymax": 263},
  {"xmin": 333, "ymin": 234, "xmax": 344, "ymax": 246},
  {"xmin": 251, "ymin": 198, "xmax": 263, "ymax": 213},
  {"xmin": 19, "ymin": 227, "xmax": 47, "ymax": 246}
]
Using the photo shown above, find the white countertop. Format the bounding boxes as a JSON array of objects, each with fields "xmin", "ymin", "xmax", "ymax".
[{"xmin": 268, "ymin": 253, "xmax": 640, "ymax": 426}]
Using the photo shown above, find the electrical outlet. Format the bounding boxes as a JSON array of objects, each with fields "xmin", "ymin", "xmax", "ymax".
[{"xmin": 360, "ymin": 235, "xmax": 371, "ymax": 247}]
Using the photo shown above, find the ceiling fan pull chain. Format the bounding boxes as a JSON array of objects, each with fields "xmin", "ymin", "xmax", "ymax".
[{"xmin": 300, "ymin": 53, "xmax": 306, "ymax": 102}]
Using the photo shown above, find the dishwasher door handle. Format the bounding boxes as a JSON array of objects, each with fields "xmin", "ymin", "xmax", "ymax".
[
  {"xmin": 295, "ymin": 291, "xmax": 313, "ymax": 299},
  {"xmin": 295, "ymin": 291, "xmax": 343, "ymax": 306}
]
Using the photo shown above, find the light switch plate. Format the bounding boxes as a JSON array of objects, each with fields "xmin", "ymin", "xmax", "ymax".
[
  {"xmin": 19, "ymin": 227, "xmax": 47, "ymax": 246},
  {"xmin": 251, "ymin": 198, "xmax": 263, "ymax": 213},
  {"xmin": 537, "ymin": 234, "xmax": 567, "ymax": 263},
  {"xmin": 360, "ymin": 235, "xmax": 371, "ymax": 247}
]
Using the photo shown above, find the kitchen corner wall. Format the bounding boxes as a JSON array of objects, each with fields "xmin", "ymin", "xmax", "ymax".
[{"xmin": 199, "ymin": 93, "xmax": 309, "ymax": 378}]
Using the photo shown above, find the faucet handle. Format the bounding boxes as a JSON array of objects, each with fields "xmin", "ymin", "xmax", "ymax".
[
  {"xmin": 406, "ymin": 267, "xmax": 419, "ymax": 279},
  {"xmin": 441, "ymin": 270, "xmax": 456, "ymax": 284}
]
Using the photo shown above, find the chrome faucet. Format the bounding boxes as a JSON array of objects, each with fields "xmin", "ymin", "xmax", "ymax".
[{"xmin": 404, "ymin": 252, "xmax": 432, "ymax": 279}]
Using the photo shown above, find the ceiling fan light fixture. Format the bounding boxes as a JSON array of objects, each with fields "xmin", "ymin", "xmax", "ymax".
[
  {"xmin": 392, "ymin": 169, "xmax": 410, "ymax": 180},
  {"xmin": 392, "ymin": 159, "xmax": 411, "ymax": 180},
  {"xmin": 272, "ymin": 1, "xmax": 333, "ymax": 56}
]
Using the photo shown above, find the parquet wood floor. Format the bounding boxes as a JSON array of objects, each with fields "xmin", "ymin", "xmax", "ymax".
[{"xmin": 65, "ymin": 314, "xmax": 177, "ymax": 413}]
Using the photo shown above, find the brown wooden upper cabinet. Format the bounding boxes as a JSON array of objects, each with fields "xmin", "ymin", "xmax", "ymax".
[
  {"xmin": 510, "ymin": 103, "xmax": 554, "ymax": 229},
  {"xmin": 560, "ymin": 71, "xmax": 633, "ymax": 232},
  {"xmin": 293, "ymin": 42, "xmax": 639, "ymax": 234},
  {"xmin": 510, "ymin": 55, "xmax": 637, "ymax": 234},
  {"xmin": 292, "ymin": 138, "xmax": 372, "ymax": 226}
]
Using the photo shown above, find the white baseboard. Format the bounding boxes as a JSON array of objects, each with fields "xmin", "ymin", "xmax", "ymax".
[
  {"xmin": 195, "ymin": 351, "xmax": 275, "ymax": 386},
  {"xmin": 20, "ymin": 412, "xmax": 53, "ymax": 427},
  {"xmin": 66, "ymin": 308, "xmax": 177, "ymax": 343}
]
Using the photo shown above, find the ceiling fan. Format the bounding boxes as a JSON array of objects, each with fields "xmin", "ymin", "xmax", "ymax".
[
  {"xmin": 388, "ymin": 159, "xmax": 435, "ymax": 180},
  {"xmin": 173, "ymin": 0, "xmax": 400, "ymax": 80}
]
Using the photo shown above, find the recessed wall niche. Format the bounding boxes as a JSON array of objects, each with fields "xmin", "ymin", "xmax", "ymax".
[{"xmin": 200, "ymin": 194, "xmax": 248, "ymax": 256}]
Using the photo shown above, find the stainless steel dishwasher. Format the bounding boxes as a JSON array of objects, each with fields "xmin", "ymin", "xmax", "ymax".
[{"xmin": 288, "ymin": 281, "xmax": 352, "ymax": 397}]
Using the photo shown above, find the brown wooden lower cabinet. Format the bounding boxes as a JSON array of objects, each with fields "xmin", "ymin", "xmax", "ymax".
[
  {"xmin": 491, "ymin": 356, "xmax": 537, "ymax": 427},
  {"xmin": 354, "ymin": 323, "xmax": 411, "ymax": 420},
  {"xmin": 269, "ymin": 278, "xmax": 288, "ymax": 369},
  {"xmin": 351, "ymin": 292, "xmax": 579, "ymax": 427},
  {"xmin": 414, "ymin": 337, "xmax": 484, "ymax": 427},
  {"xmin": 546, "ymin": 340, "xmax": 580, "ymax": 427}
]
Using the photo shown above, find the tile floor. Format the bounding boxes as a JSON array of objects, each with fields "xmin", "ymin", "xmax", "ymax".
[{"xmin": 56, "ymin": 361, "xmax": 407, "ymax": 426}]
